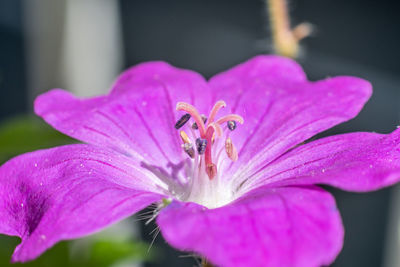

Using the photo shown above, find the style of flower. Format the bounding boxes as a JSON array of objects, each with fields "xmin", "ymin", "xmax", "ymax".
[{"xmin": 1, "ymin": 55, "xmax": 400, "ymax": 267}]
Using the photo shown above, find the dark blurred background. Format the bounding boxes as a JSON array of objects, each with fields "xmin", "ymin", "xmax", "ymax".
[{"xmin": 1, "ymin": 0, "xmax": 400, "ymax": 266}]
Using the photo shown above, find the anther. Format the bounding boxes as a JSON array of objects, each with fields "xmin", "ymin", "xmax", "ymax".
[
  {"xmin": 176, "ymin": 100, "xmax": 244, "ymax": 180},
  {"xmin": 196, "ymin": 138, "xmax": 207, "ymax": 154},
  {"xmin": 179, "ymin": 130, "xmax": 191, "ymax": 144},
  {"xmin": 182, "ymin": 143, "xmax": 195, "ymax": 158},
  {"xmin": 225, "ymin": 137, "xmax": 238, "ymax": 161},
  {"xmin": 174, "ymin": 113, "xmax": 191, "ymax": 129},
  {"xmin": 206, "ymin": 163, "xmax": 217, "ymax": 179},
  {"xmin": 227, "ymin": 120, "xmax": 237, "ymax": 131},
  {"xmin": 192, "ymin": 115, "xmax": 207, "ymax": 130}
]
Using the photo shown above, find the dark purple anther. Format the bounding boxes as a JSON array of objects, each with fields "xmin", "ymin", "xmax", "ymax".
[
  {"xmin": 182, "ymin": 143, "xmax": 195, "ymax": 158},
  {"xmin": 227, "ymin": 120, "xmax": 237, "ymax": 131},
  {"xmin": 192, "ymin": 115, "xmax": 207, "ymax": 130},
  {"xmin": 196, "ymin": 138, "xmax": 207, "ymax": 154},
  {"xmin": 175, "ymin": 113, "xmax": 191, "ymax": 129}
]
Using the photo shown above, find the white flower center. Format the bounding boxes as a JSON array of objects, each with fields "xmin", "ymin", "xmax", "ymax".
[{"xmin": 171, "ymin": 100, "xmax": 244, "ymax": 208}]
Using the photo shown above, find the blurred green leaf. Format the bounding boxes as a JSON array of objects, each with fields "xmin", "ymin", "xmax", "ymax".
[
  {"xmin": 88, "ymin": 239, "xmax": 156, "ymax": 267},
  {"xmin": 0, "ymin": 235, "xmax": 71, "ymax": 267},
  {"xmin": 0, "ymin": 234, "xmax": 156, "ymax": 267},
  {"xmin": 0, "ymin": 115, "xmax": 74, "ymax": 163}
]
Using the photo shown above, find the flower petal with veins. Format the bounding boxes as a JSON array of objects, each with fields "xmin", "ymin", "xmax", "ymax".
[
  {"xmin": 157, "ymin": 186, "xmax": 343, "ymax": 267},
  {"xmin": 1, "ymin": 55, "xmax": 399, "ymax": 267},
  {"xmin": 0, "ymin": 144, "xmax": 165, "ymax": 262}
]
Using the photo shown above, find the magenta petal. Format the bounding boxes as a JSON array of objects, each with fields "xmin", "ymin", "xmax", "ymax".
[
  {"xmin": 250, "ymin": 129, "xmax": 400, "ymax": 192},
  {"xmin": 34, "ymin": 61, "xmax": 212, "ymax": 167},
  {"xmin": 157, "ymin": 186, "xmax": 343, "ymax": 267},
  {"xmin": 208, "ymin": 55, "xmax": 372, "ymax": 176},
  {"xmin": 0, "ymin": 144, "xmax": 164, "ymax": 262}
]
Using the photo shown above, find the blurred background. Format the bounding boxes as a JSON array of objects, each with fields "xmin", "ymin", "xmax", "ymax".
[{"xmin": 1, "ymin": 0, "xmax": 400, "ymax": 266}]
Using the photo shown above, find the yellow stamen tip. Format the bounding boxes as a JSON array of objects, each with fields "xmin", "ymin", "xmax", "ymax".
[{"xmin": 180, "ymin": 130, "xmax": 190, "ymax": 144}]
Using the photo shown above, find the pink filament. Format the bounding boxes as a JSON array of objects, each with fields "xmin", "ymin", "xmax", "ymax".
[
  {"xmin": 176, "ymin": 102, "xmax": 206, "ymax": 137},
  {"xmin": 215, "ymin": 114, "xmax": 244, "ymax": 125},
  {"xmin": 207, "ymin": 122, "xmax": 223, "ymax": 137},
  {"xmin": 207, "ymin": 100, "xmax": 226, "ymax": 126},
  {"xmin": 176, "ymin": 101, "xmax": 244, "ymax": 180}
]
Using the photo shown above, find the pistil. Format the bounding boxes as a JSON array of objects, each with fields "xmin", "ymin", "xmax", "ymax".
[
  {"xmin": 175, "ymin": 101, "xmax": 243, "ymax": 180},
  {"xmin": 204, "ymin": 124, "xmax": 217, "ymax": 179}
]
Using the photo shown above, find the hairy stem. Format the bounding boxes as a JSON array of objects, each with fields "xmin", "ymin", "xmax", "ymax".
[{"xmin": 267, "ymin": 0, "xmax": 312, "ymax": 58}]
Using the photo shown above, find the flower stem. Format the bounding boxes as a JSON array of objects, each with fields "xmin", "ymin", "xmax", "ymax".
[
  {"xmin": 266, "ymin": 0, "xmax": 312, "ymax": 58},
  {"xmin": 201, "ymin": 258, "xmax": 214, "ymax": 267}
]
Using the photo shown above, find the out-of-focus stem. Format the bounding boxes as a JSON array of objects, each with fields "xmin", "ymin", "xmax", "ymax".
[
  {"xmin": 201, "ymin": 258, "xmax": 214, "ymax": 267},
  {"xmin": 267, "ymin": 0, "xmax": 312, "ymax": 58}
]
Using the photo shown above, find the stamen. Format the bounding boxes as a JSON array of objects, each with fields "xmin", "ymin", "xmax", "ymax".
[
  {"xmin": 225, "ymin": 137, "xmax": 238, "ymax": 161},
  {"xmin": 176, "ymin": 102, "xmax": 206, "ymax": 137},
  {"xmin": 227, "ymin": 121, "xmax": 237, "ymax": 131},
  {"xmin": 182, "ymin": 143, "xmax": 195, "ymax": 158},
  {"xmin": 207, "ymin": 122, "xmax": 223, "ymax": 137},
  {"xmin": 175, "ymin": 100, "xmax": 244, "ymax": 182},
  {"xmin": 179, "ymin": 130, "xmax": 191, "ymax": 144},
  {"xmin": 196, "ymin": 138, "xmax": 207, "ymax": 154},
  {"xmin": 206, "ymin": 163, "xmax": 217, "ymax": 180},
  {"xmin": 207, "ymin": 100, "xmax": 226, "ymax": 125},
  {"xmin": 215, "ymin": 114, "xmax": 244, "ymax": 125},
  {"xmin": 192, "ymin": 115, "xmax": 207, "ymax": 130},
  {"xmin": 174, "ymin": 113, "xmax": 191, "ymax": 129}
]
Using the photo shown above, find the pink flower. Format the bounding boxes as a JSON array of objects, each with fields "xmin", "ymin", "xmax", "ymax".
[{"xmin": 1, "ymin": 55, "xmax": 400, "ymax": 267}]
